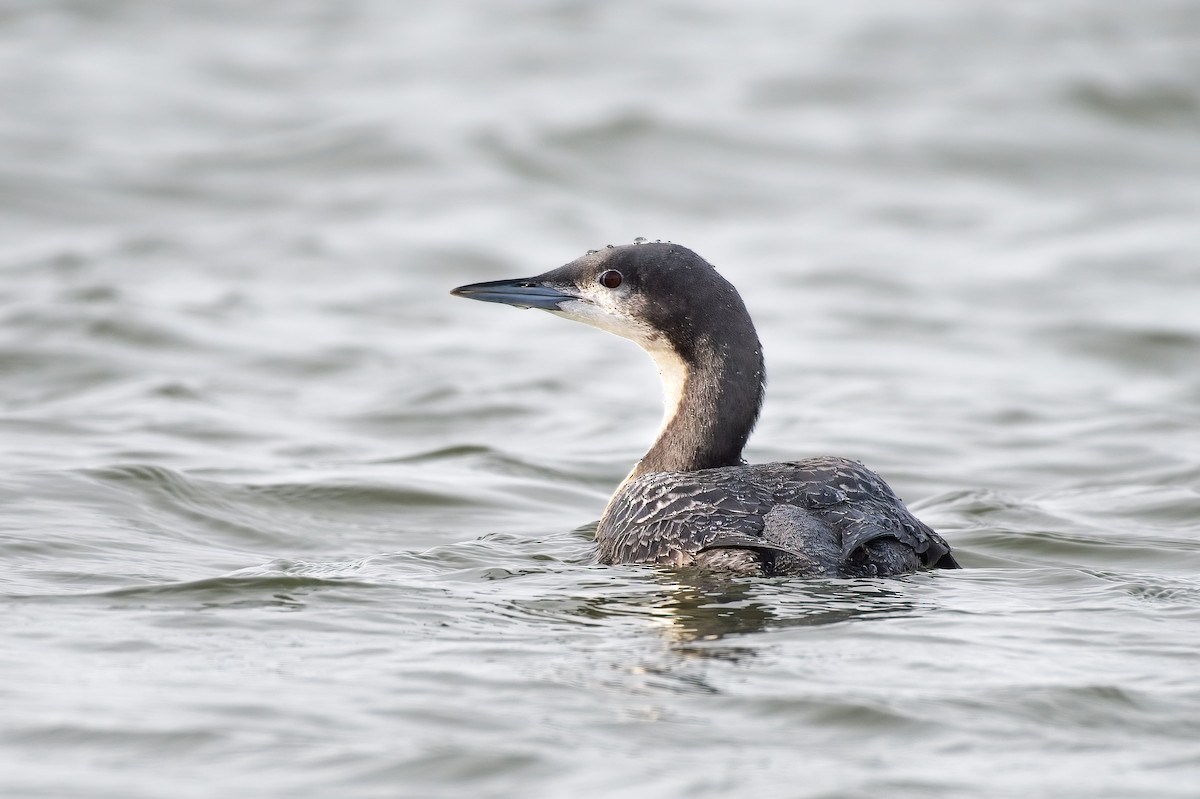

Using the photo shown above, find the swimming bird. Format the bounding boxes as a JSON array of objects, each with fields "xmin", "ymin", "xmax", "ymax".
[{"xmin": 451, "ymin": 242, "xmax": 958, "ymax": 577}]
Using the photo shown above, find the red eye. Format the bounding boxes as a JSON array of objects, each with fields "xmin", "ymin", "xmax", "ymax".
[{"xmin": 599, "ymin": 270, "xmax": 623, "ymax": 289}]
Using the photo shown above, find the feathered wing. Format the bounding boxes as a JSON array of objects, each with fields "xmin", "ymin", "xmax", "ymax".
[{"xmin": 596, "ymin": 456, "xmax": 958, "ymax": 577}]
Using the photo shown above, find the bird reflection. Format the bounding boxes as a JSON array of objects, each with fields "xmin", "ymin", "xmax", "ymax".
[
  {"xmin": 525, "ymin": 524, "xmax": 925, "ymax": 663},
  {"xmin": 635, "ymin": 568, "xmax": 919, "ymax": 659}
]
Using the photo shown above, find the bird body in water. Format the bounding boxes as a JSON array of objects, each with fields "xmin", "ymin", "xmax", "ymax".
[{"xmin": 451, "ymin": 242, "xmax": 958, "ymax": 577}]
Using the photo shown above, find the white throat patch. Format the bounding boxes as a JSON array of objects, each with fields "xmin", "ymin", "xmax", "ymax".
[{"xmin": 553, "ymin": 294, "xmax": 689, "ymax": 447}]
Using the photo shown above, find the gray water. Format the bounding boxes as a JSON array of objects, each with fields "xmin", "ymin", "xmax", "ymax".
[{"xmin": 3, "ymin": 2, "xmax": 1200, "ymax": 797}]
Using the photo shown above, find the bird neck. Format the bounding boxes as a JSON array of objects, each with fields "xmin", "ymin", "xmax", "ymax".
[{"xmin": 631, "ymin": 338, "xmax": 764, "ymax": 479}]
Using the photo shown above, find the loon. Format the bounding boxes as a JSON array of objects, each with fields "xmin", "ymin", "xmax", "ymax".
[{"xmin": 450, "ymin": 242, "xmax": 959, "ymax": 577}]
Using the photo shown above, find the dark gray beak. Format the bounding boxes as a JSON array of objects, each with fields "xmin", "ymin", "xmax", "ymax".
[{"xmin": 450, "ymin": 278, "xmax": 578, "ymax": 311}]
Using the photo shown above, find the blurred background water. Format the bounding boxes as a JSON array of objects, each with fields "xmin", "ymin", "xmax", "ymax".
[{"xmin": 2, "ymin": 1, "xmax": 1199, "ymax": 797}]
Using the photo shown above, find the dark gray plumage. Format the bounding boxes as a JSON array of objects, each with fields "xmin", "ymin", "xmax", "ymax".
[
  {"xmin": 598, "ymin": 456, "xmax": 955, "ymax": 577},
  {"xmin": 451, "ymin": 242, "xmax": 959, "ymax": 577}
]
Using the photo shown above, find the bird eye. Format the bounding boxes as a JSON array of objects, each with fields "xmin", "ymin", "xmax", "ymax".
[{"xmin": 599, "ymin": 270, "xmax": 623, "ymax": 289}]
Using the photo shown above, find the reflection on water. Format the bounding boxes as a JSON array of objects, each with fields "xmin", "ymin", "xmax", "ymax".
[
  {"xmin": 659, "ymin": 572, "xmax": 922, "ymax": 651},
  {"xmin": 564, "ymin": 566, "xmax": 923, "ymax": 658}
]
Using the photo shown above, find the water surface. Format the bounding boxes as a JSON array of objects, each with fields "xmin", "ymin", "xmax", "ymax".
[{"xmin": 2, "ymin": 2, "xmax": 1199, "ymax": 797}]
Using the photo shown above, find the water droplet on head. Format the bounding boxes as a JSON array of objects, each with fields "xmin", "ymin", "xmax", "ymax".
[
  {"xmin": 633, "ymin": 236, "xmax": 647, "ymax": 244},
  {"xmin": 606, "ymin": 244, "xmax": 614, "ymax": 249},
  {"xmin": 586, "ymin": 249, "xmax": 598, "ymax": 255}
]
